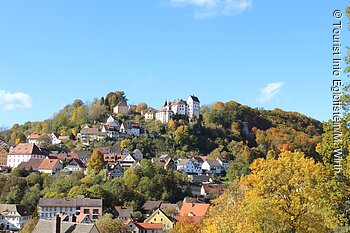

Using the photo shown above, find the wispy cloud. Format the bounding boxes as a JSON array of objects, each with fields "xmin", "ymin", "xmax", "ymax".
[
  {"xmin": 0, "ymin": 89, "xmax": 33, "ymax": 110},
  {"xmin": 166, "ymin": 0, "xmax": 252, "ymax": 18},
  {"xmin": 257, "ymin": 82, "xmax": 284, "ymax": 103}
]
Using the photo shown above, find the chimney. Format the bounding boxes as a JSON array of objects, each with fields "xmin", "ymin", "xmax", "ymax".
[{"xmin": 53, "ymin": 214, "xmax": 61, "ymax": 233}]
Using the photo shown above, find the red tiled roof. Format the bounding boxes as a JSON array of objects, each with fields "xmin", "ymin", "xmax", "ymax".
[
  {"xmin": 38, "ymin": 159, "xmax": 60, "ymax": 170},
  {"xmin": 135, "ymin": 222, "xmax": 163, "ymax": 230},
  {"xmin": 27, "ymin": 134, "xmax": 50, "ymax": 140},
  {"xmin": 179, "ymin": 203, "xmax": 210, "ymax": 217},
  {"xmin": 17, "ymin": 158, "xmax": 44, "ymax": 170},
  {"xmin": 9, "ymin": 143, "xmax": 44, "ymax": 155}
]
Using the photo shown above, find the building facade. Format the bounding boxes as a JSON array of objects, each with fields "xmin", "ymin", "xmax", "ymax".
[
  {"xmin": 7, "ymin": 143, "xmax": 46, "ymax": 168},
  {"xmin": 39, "ymin": 196, "xmax": 102, "ymax": 221},
  {"xmin": 0, "ymin": 204, "xmax": 32, "ymax": 231}
]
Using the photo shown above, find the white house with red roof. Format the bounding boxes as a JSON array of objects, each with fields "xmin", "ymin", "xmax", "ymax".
[{"xmin": 7, "ymin": 143, "xmax": 46, "ymax": 168}]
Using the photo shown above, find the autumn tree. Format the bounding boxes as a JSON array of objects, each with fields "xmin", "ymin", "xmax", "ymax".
[
  {"xmin": 174, "ymin": 216, "xmax": 200, "ymax": 233},
  {"xmin": 87, "ymin": 150, "xmax": 105, "ymax": 173},
  {"xmin": 96, "ymin": 213, "xmax": 127, "ymax": 233},
  {"xmin": 202, "ymin": 151, "xmax": 346, "ymax": 233}
]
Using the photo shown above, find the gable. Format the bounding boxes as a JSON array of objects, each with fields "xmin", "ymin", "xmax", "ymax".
[{"xmin": 145, "ymin": 208, "xmax": 173, "ymax": 225}]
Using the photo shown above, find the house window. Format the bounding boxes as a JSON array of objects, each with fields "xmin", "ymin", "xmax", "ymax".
[
  {"xmin": 84, "ymin": 209, "xmax": 89, "ymax": 214},
  {"xmin": 93, "ymin": 209, "xmax": 99, "ymax": 214}
]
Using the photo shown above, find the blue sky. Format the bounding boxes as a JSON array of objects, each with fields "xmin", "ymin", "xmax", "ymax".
[{"xmin": 0, "ymin": 0, "xmax": 349, "ymax": 127}]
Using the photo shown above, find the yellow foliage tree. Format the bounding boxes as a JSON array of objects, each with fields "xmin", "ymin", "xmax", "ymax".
[
  {"xmin": 87, "ymin": 150, "xmax": 105, "ymax": 173},
  {"xmin": 201, "ymin": 151, "xmax": 346, "ymax": 233},
  {"xmin": 174, "ymin": 216, "xmax": 200, "ymax": 233}
]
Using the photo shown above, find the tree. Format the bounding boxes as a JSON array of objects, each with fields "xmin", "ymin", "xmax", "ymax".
[
  {"xmin": 202, "ymin": 151, "xmax": 346, "ymax": 233},
  {"xmin": 87, "ymin": 150, "xmax": 105, "ymax": 173},
  {"xmin": 95, "ymin": 213, "xmax": 127, "ymax": 233},
  {"xmin": 136, "ymin": 102, "xmax": 148, "ymax": 113},
  {"xmin": 175, "ymin": 216, "xmax": 200, "ymax": 233}
]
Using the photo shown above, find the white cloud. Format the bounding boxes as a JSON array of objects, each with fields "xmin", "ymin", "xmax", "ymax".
[
  {"xmin": 167, "ymin": 0, "xmax": 252, "ymax": 18},
  {"xmin": 257, "ymin": 82, "xmax": 284, "ymax": 103},
  {"xmin": 0, "ymin": 89, "xmax": 33, "ymax": 110}
]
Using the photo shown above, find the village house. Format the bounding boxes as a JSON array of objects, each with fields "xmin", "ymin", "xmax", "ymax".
[
  {"xmin": 176, "ymin": 159, "xmax": 202, "ymax": 174},
  {"xmin": 18, "ymin": 158, "xmax": 44, "ymax": 171},
  {"xmin": 63, "ymin": 158, "xmax": 85, "ymax": 172},
  {"xmin": 126, "ymin": 219, "xmax": 163, "ymax": 233},
  {"xmin": 18, "ymin": 158, "xmax": 62, "ymax": 174},
  {"xmin": 141, "ymin": 201, "xmax": 162, "ymax": 217},
  {"xmin": 38, "ymin": 159, "xmax": 62, "ymax": 175},
  {"xmin": 119, "ymin": 122, "xmax": 141, "ymax": 136},
  {"xmin": 216, "ymin": 158, "xmax": 229, "ymax": 170},
  {"xmin": 200, "ymin": 184, "xmax": 226, "ymax": 199},
  {"xmin": 106, "ymin": 115, "xmax": 120, "ymax": 128},
  {"xmin": 39, "ymin": 195, "xmax": 102, "ymax": 221},
  {"xmin": 7, "ymin": 143, "xmax": 46, "ymax": 168},
  {"xmin": 188, "ymin": 174, "xmax": 213, "ymax": 185},
  {"xmin": 159, "ymin": 203, "xmax": 179, "ymax": 215},
  {"xmin": 118, "ymin": 154, "xmax": 137, "ymax": 169},
  {"xmin": 0, "ymin": 204, "xmax": 32, "ymax": 232},
  {"xmin": 108, "ymin": 163, "xmax": 124, "ymax": 179},
  {"xmin": 100, "ymin": 116, "xmax": 120, "ymax": 139},
  {"xmin": 32, "ymin": 214, "xmax": 100, "ymax": 233},
  {"xmin": 70, "ymin": 151, "xmax": 91, "ymax": 166},
  {"xmin": 202, "ymin": 160, "xmax": 222, "ymax": 174},
  {"xmin": 27, "ymin": 133, "xmax": 62, "ymax": 145},
  {"xmin": 144, "ymin": 208, "xmax": 174, "ymax": 230},
  {"xmin": 173, "ymin": 202, "xmax": 209, "ymax": 225},
  {"xmin": 141, "ymin": 107, "xmax": 157, "ymax": 121},
  {"xmin": 114, "ymin": 206, "xmax": 133, "ymax": 221},
  {"xmin": 78, "ymin": 125, "xmax": 106, "ymax": 142},
  {"xmin": 132, "ymin": 149, "xmax": 143, "ymax": 160},
  {"xmin": 113, "ymin": 100, "xmax": 129, "ymax": 114},
  {"xmin": 151, "ymin": 155, "xmax": 175, "ymax": 170}
]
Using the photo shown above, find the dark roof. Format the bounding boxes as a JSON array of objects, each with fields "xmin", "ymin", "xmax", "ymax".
[
  {"xmin": 74, "ymin": 151, "xmax": 92, "ymax": 160},
  {"xmin": 183, "ymin": 197, "xmax": 199, "ymax": 204},
  {"xmin": 39, "ymin": 196, "xmax": 102, "ymax": 208},
  {"xmin": 0, "ymin": 204, "xmax": 32, "ymax": 217},
  {"xmin": 189, "ymin": 175, "xmax": 211, "ymax": 184},
  {"xmin": 65, "ymin": 158, "xmax": 85, "ymax": 168},
  {"xmin": 32, "ymin": 219, "xmax": 99, "ymax": 233},
  {"xmin": 141, "ymin": 201, "xmax": 161, "ymax": 212},
  {"xmin": 0, "ymin": 138, "xmax": 8, "ymax": 149},
  {"xmin": 172, "ymin": 99, "xmax": 187, "ymax": 105},
  {"xmin": 178, "ymin": 159, "xmax": 191, "ymax": 166},
  {"xmin": 95, "ymin": 146, "xmax": 121, "ymax": 155},
  {"xmin": 189, "ymin": 95, "xmax": 200, "ymax": 102},
  {"xmin": 17, "ymin": 158, "xmax": 44, "ymax": 171},
  {"xmin": 115, "ymin": 206, "xmax": 133, "ymax": 218},
  {"xmin": 80, "ymin": 128, "xmax": 99, "ymax": 135},
  {"xmin": 9, "ymin": 143, "xmax": 44, "ymax": 155},
  {"xmin": 159, "ymin": 203, "xmax": 179, "ymax": 213},
  {"xmin": 206, "ymin": 160, "xmax": 221, "ymax": 167}
]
